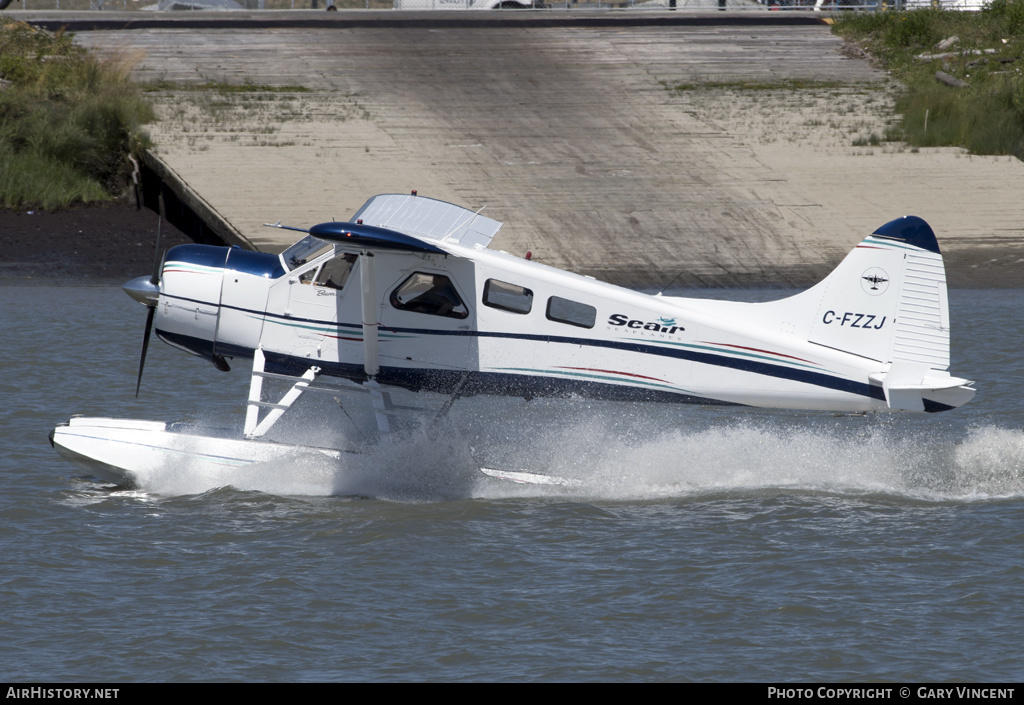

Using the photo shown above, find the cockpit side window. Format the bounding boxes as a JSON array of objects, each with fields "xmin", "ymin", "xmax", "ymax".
[
  {"xmin": 315, "ymin": 253, "xmax": 357, "ymax": 290},
  {"xmin": 390, "ymin": 272, "xmax": 469, "ymax": 319}
]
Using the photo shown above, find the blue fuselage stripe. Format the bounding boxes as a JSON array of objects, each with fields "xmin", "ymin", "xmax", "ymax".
[{"xmin": 158, "ymin": 294, "xmax": 887, "ymax": 403}]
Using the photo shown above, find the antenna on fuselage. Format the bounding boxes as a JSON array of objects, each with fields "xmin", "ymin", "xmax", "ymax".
[{"xmin": 657, "ymin": 271, "xmax": 687, "ymax": 297}]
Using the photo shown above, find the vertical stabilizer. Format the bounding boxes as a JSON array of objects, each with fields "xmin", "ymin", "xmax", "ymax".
[{"xmin": 807, "ymin": 216, "xmax": 949, "ymax": 370}]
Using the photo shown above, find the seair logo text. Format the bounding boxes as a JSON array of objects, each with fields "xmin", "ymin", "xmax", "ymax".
[
  {"xmin": 608, "ymin": 314, "xmax": 685, "ymax": 335},
  {"xmin": 822, "ymin": 311, "xmax": 886, "ymax": 329}
]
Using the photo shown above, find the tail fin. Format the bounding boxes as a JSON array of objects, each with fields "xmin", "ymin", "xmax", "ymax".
[
  {"xmin": 683, "ymin": 216, "xmax": 974, "ymax": 410},
  {"xmin": 797, "ymin": 216, "xmax": 972, "ymax": 410},
  {"xmin": 806, "ymin": 216, "xmax": 948, "ymax": 368}
]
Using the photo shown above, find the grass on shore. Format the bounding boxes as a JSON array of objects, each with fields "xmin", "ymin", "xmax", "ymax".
[
  {"xmin": 0, "ymin": 18, "xmax": 154, "ymax": 210},
  {"xmin": 832, "ymin": 0, "xmax": 1024, "ymax": 160}
]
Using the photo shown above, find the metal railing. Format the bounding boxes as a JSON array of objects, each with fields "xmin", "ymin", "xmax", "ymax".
[
  {"xmin": 2, "ymin": 0, "xmax": 988, "ymax": 11},
  {"xmin": 0, "ymin": 0, "xmax": 904, "ymax": 11}
]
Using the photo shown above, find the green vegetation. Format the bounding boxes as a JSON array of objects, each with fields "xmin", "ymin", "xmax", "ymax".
[
  {"xmin": 0, "ymin": 0, "xmax": 395, "ymax": 8},
  {"xmin": 670, "ymin": 78, "xmax": 849, "ymax": 92},
  {"xmin": 142, "ymin": 78, "xmax": 311, "ymax": 94},
  {"xmin": 0, "ymin": 18, "xmax": 154, "ymax": 209},
  {"xmin": 832, "ymin": 1, "xmax": 1024, "ymax": 160}
]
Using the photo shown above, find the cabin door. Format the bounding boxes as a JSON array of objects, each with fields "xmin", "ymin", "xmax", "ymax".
[
  {"xmin": 263, "ymin": 252, "xmax": 361, "ymax": 368},
  {"xmin": 375, "ymin": 256, "xmax": 478, "ymax": 391}
]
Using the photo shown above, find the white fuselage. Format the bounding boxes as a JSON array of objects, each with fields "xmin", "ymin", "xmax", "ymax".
[{"xmin": 152, "ymin": 232, "xmax": 970, "ymax": 414}]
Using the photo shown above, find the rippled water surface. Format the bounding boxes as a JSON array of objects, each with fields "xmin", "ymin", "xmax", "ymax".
[{"xmin": 2, "ymin": 285, "xmax": 1023, "ymax": 681}]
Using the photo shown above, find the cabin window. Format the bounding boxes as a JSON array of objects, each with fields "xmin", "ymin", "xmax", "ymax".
[
  {"xmin": 483, "ymin": 279, "xmax": 533, "ymax": 315},
  {"xmin": 390, "ymin": 272, "xmax": 469, "ymax": 320},
  {"xmin": 546, "ymin": 296, "xmax": 596, "ymax": 329},
  {"xmin": 315, "ymin": 253, "xmax": 357, "ymax": 290}
]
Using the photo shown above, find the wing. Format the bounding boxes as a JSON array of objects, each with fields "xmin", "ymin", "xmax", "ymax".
[{"xmin": 350, "ymin": 193, "xmax": 502, "ymax": 249}]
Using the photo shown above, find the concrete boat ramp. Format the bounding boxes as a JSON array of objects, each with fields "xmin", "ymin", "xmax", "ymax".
[{"xmin": 18, "ymin": 10, "xmax": 1024, "ymax": 287}]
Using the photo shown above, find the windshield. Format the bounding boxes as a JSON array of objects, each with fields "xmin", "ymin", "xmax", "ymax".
[{"xmin": 280, "ymin": 234, "xmax": 333, "ymax": 271}]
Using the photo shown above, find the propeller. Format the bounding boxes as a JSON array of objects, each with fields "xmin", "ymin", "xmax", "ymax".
[{"xmin": 122, "ymin": 196, "xmax": 165, "ymax": 398}]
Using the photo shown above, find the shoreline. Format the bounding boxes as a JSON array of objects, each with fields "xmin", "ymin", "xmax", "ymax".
[
  {"xmin": 3, "ymin": 13, "xmax": 1020, "ymax": 289},
  {"xmin": 0, "ymin": 201, "xmax": 194, "ymax": 283},
  {"xmin": 0, "ymin": 201, "xmax": 1019, "ymax": 288}
]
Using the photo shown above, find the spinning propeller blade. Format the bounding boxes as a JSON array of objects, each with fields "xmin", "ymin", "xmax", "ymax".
[
  {"xmin": 136, "ymin": 305, "xmax": 155, "ymax": 398},
  {"xmin": 132, "ymin": 197, "xmax": 164, "ymax": 398}
]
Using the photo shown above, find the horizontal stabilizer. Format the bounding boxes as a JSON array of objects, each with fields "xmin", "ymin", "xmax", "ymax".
[{"xmin": 869, "ymin": 361, "xmax": 973, "ymax": 412}]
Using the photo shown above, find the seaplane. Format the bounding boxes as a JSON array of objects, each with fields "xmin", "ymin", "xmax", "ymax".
[{"xmin": 51, "ymin": 192, "xmax": 975, "ymax": 487}]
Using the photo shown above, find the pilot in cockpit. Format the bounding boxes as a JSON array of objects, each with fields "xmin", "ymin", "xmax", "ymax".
[
  {"xmin": 300, "ymin": 253, "xmax": 357, "ymax": 290},
  {"xmin": 318, "ymin": 253, "xmax": 357, "ymax": 290}
]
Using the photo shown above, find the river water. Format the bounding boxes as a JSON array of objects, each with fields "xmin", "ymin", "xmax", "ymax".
[{"xmin": 2, "ymin": 283, "xmax": 1023, "ymax": 682}]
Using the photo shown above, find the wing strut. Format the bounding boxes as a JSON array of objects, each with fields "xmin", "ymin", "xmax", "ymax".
[
  {"xmin": 356, "ymin": 250, "xmax": 393, "ymax": 433},
  {"xmin": 360, "ymin": 250, "xmax": 380, "ymax": 379}
]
